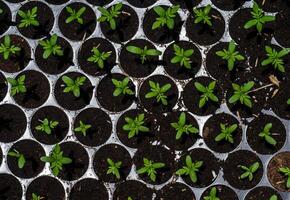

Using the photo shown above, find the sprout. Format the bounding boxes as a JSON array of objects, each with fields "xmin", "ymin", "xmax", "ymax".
[
  {"xmin": 7, "ymin": 75, "xmax": 26, "ymax": 96},
  {"xmin": 74, "ymin": 120, "xmax": 91, "ymax": 136},
  {"xmin": 62, "ymin": 75, "xmax": 86, "ymax": 97},
  {"xmin": 145, "ymin": 81, "xmax": 171, "ymax": 106},
  {"xmin": 0, "ymin": 8, "xmax": 3, "ymax": 14},
  {"xmin": 176, "ymin": 155, "xmax": 203, "ymax": 183},
  {"xmin": 39, "ymin": 34, "xmax": 63, "ymax": 59},
  {"xmin": 279, "ymin": 167, "xmax": 290, "ymax": 188},
  {"xmin": 229, "ymin": 81, "xmax": 255, "ymax": 108},
  {"xmin": 203, "ymin": 187, "xmax": 220, "ymax": 200},
  {"xmin": 170, "ymin": 112, "xmax": 199, "ymax": 140},
  {"xmin": 127, "ymin": 197, "xmax": 133, "ymax": 200},
  {"xmin": 8, "ymin": 149, "xmax": 26, "ymax": 169},
  {"xmin": 287, "ymin": 98, "xmax": 290, "ymax": 105},
  {"xmin": 107, "ymin": 158, "xmax": 122, "ymax": 179},
  {"xmin": 258, "ymin": 123, "xmax": 277, "ymax": 146},
  {"xmin": 215, "ymin": 123, "xmax": 238, "ymax": 144},
  {"xmin": 18, "ymin": 6, "xmax": 39, "ymax": 28},
  {"xmin": 238, "ymin": 162, "xmax": 260, "ymax": 181},
  {"xmin": 137, "ymin": 158, "xmax": 165, "ymax": 182},
  {"xmin": 97, "ymin": 3, "xmax": 122, "ymax": 30},
  {"xmin": 126, "ymin": 45, "xmax": 161, "ymax": 64},
  {"xmin": 269, "ymin": 195, "xmax": 278, "ymax": 200},
  {"xmin": 193, "ymin": 5, "xmax": 212, "ymax": 26},
  {"xmin": 32, "ymin": 193, "xmax": 44, "ymax": 200},
  {"xmin": 215, "ymin": 40, "xmax": 245, "ymax": 71},
  {"xmin": 171, "ymin": 44, "xmax": 194, "ymax": 69},
  {"xmin": 0, "ymin": 35, "xmax": 21, "ymax": 60},
  {"xmin": 152, "ymin": 5, "xmax": 180, "ymax": 30},
  {"xmin": 35, "ymin": 118, "xmax": 59, "ymax": 135},
  {"xmin": 87, "ymin": 46, "xmax": 112, "ymax": 69},
  {"xmin": 112, "ymin": 77, "xmax": 134, "ymax": 97},
  {"xmin": 65, "ymin": 6, "xmax": 86, "ymax": 24},
  {"xmin": 122, "ymin": 113, "xmax": 149, "ymax": 139},
  {"xmin": 194, "ymin": 81, "xmax": 219, "ymax": 108}
]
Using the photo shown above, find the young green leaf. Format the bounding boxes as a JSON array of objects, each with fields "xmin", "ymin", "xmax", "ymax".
[
  {"xmin": 193, "ymin": 5, "xmax": 212, "ymax": 26},
  {"xmin": 107, "ymin": 158, "xmax": 122, "ymax": 179},
  {"xmin": 7, "ymin": 75, "xmax": 26, "ymax": 96},
  {"xmin": 74, "ymin": 120, "xmax": 91, "ymax": 136},
  {"xmin": 122, "ymin": 113, "xmax": 149, "ymax": 139},
  {"xmin": 126, "ymin": 45, "xmax": 161, "ymax": 64},
  {"xmin": 171, "ymin": 44, "xmax": 194, "ymax": 69},
  {"xmin": 203, "ymin": 187, "xmax": 220, "ymax": 200},
  {"xmin": 288, "ymin": 98, "xmax": 290, "ymax": 105},
  {"xmin": 112, "ymin": 77, "xmax": 134, "ymax": 97},
  {"xmin": 137, "ymin": 158, "xmax": 165, "ymax": 182},
  {"xmin": 152, "ymin": 5, "xmax": 180, "ymax": 30},
  {"xmin": 0, "ymin": 35, "xmax": 21, "ymax": 60},
  {"xmin": 18, "ymin": 6, "xmax": 39, "ymax": 28},
  {"xmin": 258, "ymin": 123, "xmax": 277, "ymax": 146},
  {"xmin": 238, "ymin": 162, "xmax": 260, "ymax": 181},
  {"xmin": 62, "ymin": 75, "xmax": 86, "ymax": 97},
  {"xmin": 194, "ymin": 81, "xmax": 219, "ymax": 108},
  {"xmin": 0, "ymin": 9, "xmax": 3, "ymax": 14},
  {"xmin": 279, "ymin": 167, "xmax": 290, "ymax": 188},
  {"xmin": 127, "ymin": 197, "xmax": 133, "ymax": 200},
  {"xmin": 39, "ymin": 34, "xmax": 63, "ymax": 59},
  {"xmin": 65, "ymin": 6, "xmax": 86, "ymax": 24},
  {"xmin": 87, "ymin": 46, "xmax": 112, "ymax": 69},
  {"xmin": 35, "ymin": 118, "xmax": 59, "ymax": 135},
  {"xmin": 32, "ymin": 193, "xmax": 43, "ymax": 200},
  {"xmin": 8, "ymin": 149, "xmax": 26, "ymax": 169},
  {"xmin": 176, "ymin": 155, "xmax": 203, "ymax": 183},
  {"xmin": 269, "ymin": 194, "xmax": 278, "ymax": 200},
  {"xmin": 215, "ymin": 123, "xmax": 238, "ymax": 144},
  {"xmin": 229, "ymin": 81, "xmax": 255, "ymax": 108},
  {"xmin": 145, "ymin": 81, "xmax": 171, "ymax": 106},
  {"xmin": 97, "ymin": 3, "xmax": 122, "ymax": 30}
]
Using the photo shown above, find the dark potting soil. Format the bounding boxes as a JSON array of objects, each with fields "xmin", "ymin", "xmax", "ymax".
[
  {"xmin": 246, "ymin": 114, "xmax": 286, "ymax": 154},
  {"xmin": 203, "ymin": 113, "xmax": 242, "ymax": 153},
  {"xmin": 119, "ymin": 39, "xmax": 160, "ymax": 78},
  {"xmin": 93, "ymin": 144, "xmax": 132, "ymax": 183},
  {"xmin": 31, "ymin": 106, "xmax": 69, "ymax": 145},
  {"xmin": 155, "ymin": 182, "xmax": 196, "ymax": 200},
  {"xmin": 211, "ymin": 0, "xmax": 248, "ymax": 11},
  {"xmin": 7, "ymin": 139, "xmax": 45, "ymax": 179},
  {"xmin": 182, "ymin": 76, "xmax": 224, "ymax": 116},
  {"xmin": 16, "ymin": 1, "xmax": 54, "ymax": 39},
  {"xmin": 57, "ymin": 142, "xmax": 89, "ymax": 181},
  {"xmin": 200, "ymin": 185, "xmax": 238, "ymax": 200},
  {"xmin": 139, "ymin": 75, "xmax": 178, "ymax": 114},
  {"xmin": 0, "ymin": 174, "xmax": 22, "ymax": 200},
  {"xmin": 100, "ymin": 4, "xmax": 138, "ymax": 44},
  {"xmin": 55, "ymin": 72, "xmax": 93, "ymax": 110},
  {"xmin": 96, "ymin": 73, "xmax": 135, "ymax": 112},
  {"xmin": 85, "ymin": 0, "xmax": 114, "ymax": 6},
  {"xmin": 159, "ymin": 111, "xmax": 200, "ymax": 151},
  {"xmin": 0, "ymin": 72, "xmax": 7, "ymax": 102},
  {"xmin": 113, "ymin": 180, "xmax": 154, "ymax": 200},
  {"xmin": 26, "ymin": 176, "xmax": 65, "ymax": 200},
  {"xmin": 274, "ymin": 9, "xmax": 290, "ymax": 47},
  {"xmin": 13, "ymin": 70, "xmax": 50, "ymax": 109},
  {"xmin": 73, "ymin": 107, "xmax": 112, "ymax": 147},
  {"xmin": 267, "ymin": 151, "xmax": 290, "ymax": 192},
  {"xmin": 44, "ymin": 0, "xmax": 69, "ymax": 5},
  {"xmin": 0, "ymin": 1, "xmax": 12, "ymax": 35},
  {"xmin": 0, "ymin": 104, "xmax": 26, "ymax": 143},
  {"xmin": 177, "ymin": 148, "xmax": 220, "ymax": 188},
  {"xmin": 134, "ymin": 145, "xmax": 175, "ymax": 185},
  {"xmin": 78, "ymin": 37, "xmax": 116, "ymax": 77},
  {"xmin": 169, "ymin": 0, "xmax": 202, "ymax": 10},
  {"xmin": 245, "ymin": 186, "xmax": 283, "ymax": 200},
  {"xmin": 255, "ymin": 0, "xmax": 290, "ymax": 12},
  {"xmin": 58, "ymin": 2, "xmax": 96, "ymax": 41},
  {"xmin": 116, "ymin": 109, "xmax": 159, "ymax": 149},
  {"xmin": 223, "ymin": 150, "xmax": 263, "ymax": 190},
  {"xmin": 163, "ymin": 40, "xmax": 202, "ymax": 80},
  {"xmin": 186, "ymin": 7, "xmax": 225, "ymax": 46},
  {"xmin": 0, "ymin": 34, "xmax": 31, "ymax": 73},
  {"xmin": 69, "ymin": 178, "xmax": 109, "ymax": 200},
  {"xmin": 127, "ymin": 0, "xmax": 156, "ymax": 8},
  {"xmin": 35, "ymin": 36, "xmax": 73, "ymax": 74}
]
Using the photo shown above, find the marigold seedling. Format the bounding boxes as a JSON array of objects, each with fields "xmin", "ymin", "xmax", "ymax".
[
  {"xmin": 152, "ymin": 5, "xmax": 180, "ymax": 30},
  {"xmin": 258, "ymin": 123, "xmax": 277, "ymax": 146},
  {"xmin": 137, "ymin": 158, "xmax": 165, "ymax": 182},
  {"xmin": 87, "ymin": 46, "xmax": 112, "ymax": 69},
  {"xmin": 74, "ymin": 120, "xmax": 91, "ymax": 136},
  {"xmin": 244, "ymin": 1, "xmax": 275, "ymax": 33},
  {"xmin": 122, "ymin": 113, "xmax": 149, "ymax": 139},
  {"xmin": 238, "ymin": 162, "xmax": 260, "ymax": 181},
  {"xmin": 193, "ymin": 5, "xmax": 212, "ymax": 26},
  {"xmin": 261, "ymin": 46, "xmax": 290, "ymax": 73},
  {"xmin": 203, "ymin": 187, "xmax": 220, "ymax": 200},
  {"xmin": 0, "ymin": 8, "xmax": 3, "ymax": 14},
  {"xmin": 112, "ymin": 77, "xmax": 134, "ymax": 97},
  {"xmin": 288, "ymin": 98, "xmax": 290, "ymax": 105},
  {"xmin": 39, "ymin": 34, "xmax": 63, "ymax": 59},
  {"xmin": 176, "ymin": 155, "xmax": 203, "ymax": 183},
  {"xmin": 18, "ymin": 6, "xmax": 39, "ymax": 28},
  {"xmin": 62, "ymin": 75, "xmax": 86, "ymax": 97},
  {"xmin": 35, "ymin": 118, "xmax": 59, "ymax": 135},
  {"xmin": 145, "ymin": 81, "xmax": 171, "ymax": 106},
  {"xmin": 98, "ymin": 3, "xmax": 122, "ymax": 30},
  {"xmin": 171, "ymin": 44, "xmax": 194, "ymax": 69},
  {"xmin": 41, "ymin": 144, "xmax": 72, "ymax": 176},
  {"xmin": 32, "ymin": 193, "xmax": 43, "ymax": 200},
  {"xmin": 194, "ymin": 81, "xmax": 219, "ymax": 108},
  {"xmin": 215, "ymin": 40, "xmax": 245, "ymax": 71},
  {"xmin": 0, "ymin": 35, "xmax": 21, "ymax": 60},
  {"xmin": 8, "ymin": 149, "xmax": 26, "ymax": 169},
  {"xmin": 229, "ymin": 81, "xmax": 255, "ymax": 108},
  {"xmin": 65, "ymin": 6, "xmax": 86, "ymax": 24},
  {"xmin": 127, "ymin": 197, "xmax": 133, "ymax": 200},
  {"xmin": 269, "ymin": 195, "xmax": 278, "ymax": 200},
  {"xmin": 107, "ymin": 158, "xmax": 122, "ymax": 179},
  {"xmin": 279, "ymin": 167, "xmax": 290, "ymax": 188},
  {"xmin": 171, "ymin": 112, "xmax": 199, "ymax": 140},
  {"xmin": 215, "ymin": 123, "xmax": 238, "ymax": 144},
  {"xmin": 7, "ymin": 75, "xmax": 26, "ymax": 96},
  {"xmin": 126, "ymin": 45, "xmax": 161, "ymax": 64}
]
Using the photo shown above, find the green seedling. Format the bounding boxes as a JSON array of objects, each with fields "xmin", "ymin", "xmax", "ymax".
[
  {"xmin": 41, "ymin": 144, "xmax": 72, "ymax": 176},
  {"xmin": 203, "ymin": 187, "xmax": 220, "ymax": 200},
  {"xmin": 244, "ymin": 1, "xmax": 275, "ymax": 33},
  {"xmin": 18, "ymin": 6, "xmax": 39, "ymax": 28},
  {"xmin": 39, "ymin": 34, "xmax": 63, "ymax": 59},
  {"xmin": 127, "ymin": 197, "xmax": 133, "ymax": 200},
  {"xmin": 137, "ymin": 158, "xmax": 165, "ymax": 182},
  {"xmin": 65, "ymin": 6, "xmax": 86, "ymax": 24},
  {"xmin": 122, "ymin": 113, "xmax": 149, "ymax": 139},
  {"xmin": 229, "ymin": 81, "xmax": 255, "ymax": 108},
  {"xmin": 171, "ymin": 44, "xmax": 194, "ymax": 69},
  {"xmin": 215, "ymin": 40, "xmax": 245, "ymax": 71},
  {"xmin": 194, "ymin": 81, "xmax": 219, "ymax": 108},
  {"xmin": 258, "ymin": 123, "xmax": 277, "ymax": 146},
  {"xmin": 32, "ymin": 193, "xmax": 43, "ymax": 200},
  {"xmin": 62, "ymin": 75, "xmax": 86, "ymax": 97},
  {"xmin": 269, "ymin": 195, "xmax": 278, "ymax": 200},
  {"xmin": 0, "ymin": 8, "xmax": 3, "ymax": 14},
  {"xmin": 176, "ymin": 155, "xmax": 203, "ymax": 183},
  {"xmin": 170, "ymin": 112, "xmax": 199, "ymax": 140},
  {"xmin": 126, "ymin": 45, "xmax": 161, "ymax": 64},
  {"xmin": 288, "ymin": 98, "xmax": 290, "ymax": 105},
  {"xmin": 7, "ymin": 75, "xmax": 26, "ymax": 96},
  {"xmin": 152, "ymin": 5, "xmax": 180, "ymax": 30},
  {"xmin": 0, "ymin": 35, "xmax": 21, "ymax": 60},
  {"xmin": 98, "ymin": 3, "xmax": 122, "ymax": 30},
  {"xmin": 215, "ymin": 123, "xmax": 238, "ymax": 144},
  {"xmin": 87, "ymin": 46, "xmax": 112, "ymax": 69},
  {"xmin": 193, "ymin": 5, "xmax": 212, "ymax": 26},
  {"xmin": 8, "ymin": 149, "xmax": 26, "ymax": 169},
  {"xmin": 112, "ymin": 77, "xmax": 134, "ymax": 97},
  {"xmin": 107, "ymin": 158, "xmax": 122, "ymax": 179},
  {"xmin": 279, "ymin": 167, "xmax": 290, "ymax": 188},
  {"xmin": 238, "ymin": 162, "xmax": 260, "ymax": 181},
  {"xmin": 74, "ymin": 120, "xmax": 91, "ymax": 136},
  {"xmin": 145, "ymin": 81, "xmax": 171, "ymax": 106},
  {"xmin": 35, "ymin": 118, "xmax": 59, "ymax": 135}
]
